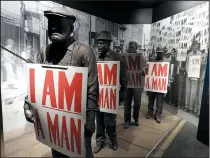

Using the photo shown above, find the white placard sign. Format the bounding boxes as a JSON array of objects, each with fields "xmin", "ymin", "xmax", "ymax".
[
  {"xmin": 97, "ymin": 61, "xmax": 120, "ymax": 114},
  {"xmin": 26, "ymin": 64, "xmax": 88, "ymax": 157},
  {"xmin": 188, "ymin": 56, "xmax": 201, "ymax": 78}
]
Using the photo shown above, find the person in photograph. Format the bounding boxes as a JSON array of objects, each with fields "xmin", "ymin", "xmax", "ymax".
[
  {"xmin": 21, "ymin": 45, "xmax": 35, "ymax": 62},
  {"xmin": 164, "ymin": 50, "xmax": 172, "ymax": 103},
  {"xmin": 177, "ymin": 60, "xmax": 187, "ymax": 109},
  {"xmin": 146, "ymin": 47, "xmax": 156, "ymax": 96},
  {"xmin": 169, "ymin": 48, "xmax": 179, "ymax": 106},
  {"xmin": 113, "ymin": 42, "xmax": 123, "ymax": 53},
  {"xmin": 124, "ymin": 41, "xmax": 145, "ymax": 129},
  {"xmin": 93, "ymin": 31, "xmax": 127, "ymax": 153},
  {"xmin": 147, "ymin": 46, "xmax": 156, "ymax": 62},
  {"xmin": 23, "ymin": 7, "xmax": 99, "ymax": 158},
  {"xmin": 164, "ymin": 48, "xmax": 179, "ymax": 106},
  {"xmin": 1, "ymin": 38, "xmax": 16, "ymax": 88},
  {"xmin": 185, "ymin": 40, "xmax": 206, "ymax": 116},
  {"xmin": 26, "ymin": 45, "xmax": 35, "ymax": 62},
  {"xmin": 146, "ymin": 47, "xmax": 170, "ymax": 123},
  {"xmin": 164, "ymin": 51, "xmax": 171, "ymax": 62}
]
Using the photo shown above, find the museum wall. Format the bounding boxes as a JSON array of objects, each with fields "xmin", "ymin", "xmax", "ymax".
[
  {"xmin": 152, "ymin": 1, "xmax": 207, "ymax": 23},
  {"xmin": 149, "ymin": 2, "xmax": 209, "ymax": 117}
]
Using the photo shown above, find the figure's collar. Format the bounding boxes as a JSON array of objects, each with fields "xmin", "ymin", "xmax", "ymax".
[
  {"xmin": 106, "ymin": 49, "xmax": 112, "ymax": 57},
  {"xmin": 66, "ymin": 38, "xmax": 77, "ymax": 51},
  {"xmin": 99, "ymin": 49, "xmax": 112, "ymax": 58}
]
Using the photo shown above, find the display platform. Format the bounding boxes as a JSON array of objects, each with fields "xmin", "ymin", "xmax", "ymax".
[
  {"xmin": 162, "ymin": 121, "xmax": 209, "ymax": 157},
  {"xmin": 4, "ymin": 98, "xmax": 180, "ymax": 157}
]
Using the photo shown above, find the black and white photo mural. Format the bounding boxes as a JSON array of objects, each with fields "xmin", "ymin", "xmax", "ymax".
[{"xmin": 149, "ymin": 2, "xmax": 209, "ymax": 117}]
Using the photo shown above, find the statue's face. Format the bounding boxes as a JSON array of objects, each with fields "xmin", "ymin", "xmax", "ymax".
[
  {"xmin": 156, "ymin": 51, "xmax": 164, "ymax": 59},
  {"xmin": 97, "ymin": 40, "xmax": 109, "ymax": 54},
  {"xmin": 48, "ymin": 16, "xmax": 74, "ymax": 43},
  {"xmin": 128, "ymin": 43, "xmax": 137, "ymax": 53}
]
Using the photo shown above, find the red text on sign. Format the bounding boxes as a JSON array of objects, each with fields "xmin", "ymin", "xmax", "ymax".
[
  {"xmin": 47, "ymin": 112, "xmax": 81, "ymax": 155},
  {"xmin": 34, "ymin": 109, "xmax": 45, "ymax": 139},
  {"xmin": 40, "ymin": 70, "xmax": 82, "ymax": 113},
  {"xmin": 127, "ymin": 56, "xmax": 141, "ymax": 71},
  {"xmin": 29, "ymin": 68, "xmax": 36, "ymax": 103},
  {"xmin": 127, "ymin": 72, "xmax": 142, "ymax": 86},
  {"xmin": 99, "ymin": 87, "xmax": 117, "ymax": 110},
  {"xmin": 97, "ymin": 64, "xmax": 117, "ymax": 86},
  {"xmin": 152, "ymin": 78, "xmax": 167, "ymax": 91},
  {"xmin": 145, "ymin": 77, "xmax": 167, "ymax": 91},
  {"xmin": 151, "ymin": 64, "xmax": 168, "ymax": 77}
]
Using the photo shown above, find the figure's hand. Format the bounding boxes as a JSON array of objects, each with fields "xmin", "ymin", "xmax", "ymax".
[
  {"xmin": 23, "ymin": 96, "xmax": 35, "ymax": 123},
  {"xmin": 142, "ymin": 67, "xmax": 148, "ymax": 76},
  {"xmin": 167, "ymin": 84, "xmax": 170, "ymax": 90}
]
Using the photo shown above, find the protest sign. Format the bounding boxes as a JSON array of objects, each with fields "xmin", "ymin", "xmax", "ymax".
[
  {"xmin": 144, "ymin": 62, "xmax": 169, "ymax": 93},
  {"xmin": 177, "ymin": 39, "xmax": 189, "ymax": 61},
  {"xmin": 97, "ymin": 61, "xmax": 120, "ymax": 114},
  {"xmin": 26, "ymin": 64, "xmax": 88, "ymax": 157},
  {"xmin": 177, "ymin": 48, "xmax": 187, "ymax": 61},
  {"xmin": 121, "ymin": 53, "xmax": 144, "ymax": 88},
  {"xmin": 188, "ymin": 56, "xmax": 201, "ymax": 78}
]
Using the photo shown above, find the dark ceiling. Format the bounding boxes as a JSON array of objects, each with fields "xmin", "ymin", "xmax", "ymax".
[
  {"xmin": 52, "ymin": 1, "xmax": 207, "ymax": 24},
  {"xmin": 53, "ymin": 0, "xmax": 164, "ymax": 23}
]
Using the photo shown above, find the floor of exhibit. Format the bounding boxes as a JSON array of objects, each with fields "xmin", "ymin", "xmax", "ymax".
[{"xmin": 3, "ymin": 92, "xmax": 185, "ymax": 157}]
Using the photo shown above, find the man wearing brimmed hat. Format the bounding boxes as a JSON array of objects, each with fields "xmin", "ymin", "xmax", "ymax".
[
  {"xmin": 185, "ymin": 40, "xmax": 206, "ymax": 116},
  {"xmin": 93, "ymin": 31, "xmax": 127, "ymax": 154},
  {"xmin": 124, "ymin": 41, "xmax": 145, "ymax": 129},
  {"xmin": 146, "ymin": 46, "xmax": 169, "ymax": 123},
  {"xmin": 165, "ymin": 48, "xmax": 179, "ymax": 106},
  {"xmin": 23, "ymin": 7, "xmax": 99, "ymax": 158}
]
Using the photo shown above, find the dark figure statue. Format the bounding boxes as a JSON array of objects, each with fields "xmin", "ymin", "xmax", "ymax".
[
  {"xmin": 146, "ymin": 47, "xmax": 169, "ymax": 123},
  {"xmin": 93, "ymin": 31, "xmax": 128, "ymax": 154},
  {"xmin": 23, "ymin": 7, "xmax": 99, "ymax": 158}
]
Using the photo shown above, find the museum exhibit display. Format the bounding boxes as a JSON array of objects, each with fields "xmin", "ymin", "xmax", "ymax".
[{"xmin": 1, "ymin": 1, "xmax": 209, "ymax": 157}]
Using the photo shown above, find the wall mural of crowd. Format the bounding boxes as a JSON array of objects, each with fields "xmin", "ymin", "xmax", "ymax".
[{"xmin": 149, "ymin": 2, "xmax": 209, "ymax": 117}]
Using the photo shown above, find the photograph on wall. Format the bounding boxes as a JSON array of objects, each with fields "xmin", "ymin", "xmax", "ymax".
[{"xmin": 149, "ymin": 2, "xmax": 209, "ymax": 117}]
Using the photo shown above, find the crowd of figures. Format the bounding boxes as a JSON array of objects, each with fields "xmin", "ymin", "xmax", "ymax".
[
  {"xmin": 145, "ymin": 41, "xmax": 208, "ymax": 117},
  {"xmin": 148, "ymin": 2, "xmax": 209, "ymax": 117},
  {"xmin": 20, "ymin": 6, "xmax": 176, "ymax": 158}
]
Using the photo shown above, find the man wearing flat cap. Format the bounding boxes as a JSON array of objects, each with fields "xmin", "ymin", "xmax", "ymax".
[
  {"xmin": 93, "ymin": 31, "xmax": 128, "ymax": 154},
  {"xmin": 146, "ymin": 47, "xmax": 169, "ymax": 123},
  {"xmin": 23, "ymin": 7, "xmax": 99, "ymax": 158}
]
